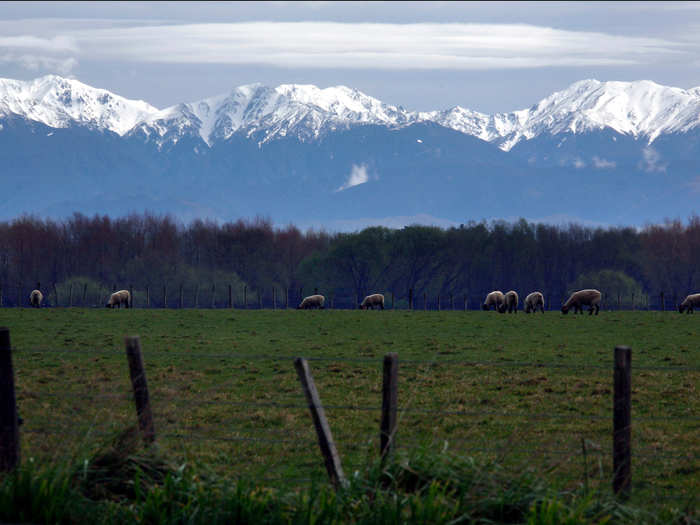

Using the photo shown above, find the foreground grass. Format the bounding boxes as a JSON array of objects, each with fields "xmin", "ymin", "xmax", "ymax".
[
  {"xmin": 2, "ymin": 308, "xmax": 698, "ymax": 513},
  {"xmin": 0, "ymin": 433, "xmax": 696, "ymax": 525}
]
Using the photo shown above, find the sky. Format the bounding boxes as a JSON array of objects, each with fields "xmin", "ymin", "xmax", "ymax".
[{"xmin": 1, "ymin": 1, "xmax": 700, "ymax": 114}]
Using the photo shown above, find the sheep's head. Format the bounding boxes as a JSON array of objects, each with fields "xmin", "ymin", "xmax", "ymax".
[
  {"xmin": 678, "ymin": 304, "xmax": 686, "ymax": 313},
  {"xmin": 497, "ymin": 303, "xmax": 507, "ymax": 313},
  {"xmin": 481, "ymin": 304, "xmax": 488, "ymax": 311},
  {"xmin": 561, "ymin": 305, "xmax": 569, "ymax": 314}
]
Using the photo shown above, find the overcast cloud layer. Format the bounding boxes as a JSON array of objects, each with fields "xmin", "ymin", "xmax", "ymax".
[{"xmin": 0, "ymin": 2, "xmax": 699, "ymax": 113}]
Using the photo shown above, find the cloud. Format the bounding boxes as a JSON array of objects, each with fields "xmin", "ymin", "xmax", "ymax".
[
  {"xmin": 592, "ymin": 156, "xmax": 616, "ymax": 169},
  {"xmin": 639, "ymin": 147, "xmax": 667, "ymax": 173},
  {"xmin": 336, "ymin": 163, "xmax": 370, "ymax": 192},
  {"xmin": 0, "ymin": 53, "xmax": 77, "ymax": 73},
  {"xmin": 573, "ymin": 157, "xmax": 586, "ymax": 169},
  {"xmin": 0, "ymin": 33, "xmax": 78, "ymax": 73},
  {"xmin": 0, "ymin": 20, "xmax": 685, "ymax": 72}
]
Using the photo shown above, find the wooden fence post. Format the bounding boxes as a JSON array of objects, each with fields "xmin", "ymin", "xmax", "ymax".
[
  {"xmin": 660, "ymin": 292, "xmax": 665, "ymax": 311},
  {"xmin": 244, "ymin": 286, "xmax": 247, "ymax": 309},
  {"xmin": 146, "ymin": 285, "xmax": 150, "ymax": 308},
  {"xmin": 391, "ymin": 291, "xmax": 394, "ymax": 309},
  {"xmin": 0, "ymin": 285, "xmax": 3, "ymax": 307},
  {"xmin": 437, "ymin": 294, "xmax": 441, "ymax": 311},
  {"xmin": 285, "ymin": 287, "xmax": 289, "ymax": 309},
  {"xmin": 450, "ymin": 293, "xmax": 454, "ymax": 310},
  {"xmin": 631, "ymin": 292, "xmax": 635, "ymax": 310},
  {"xmin": 194, "ymin": 284, "xmax": 199, "ymax": 308},
  {"xmin": 273, "ymin": 288, "xmax": 276, "ymax": 310},
  {"xmin": 179, "ymin": 284, "xmax": 184, "ymax": 309},
  {"xmin": 124, "ymin": 336, "xmax": 156, "ymax": 444},
  {"xmin": 68, "ymin": 284, "xmax": 73, "ymax": 307},
  {"xmin": 129, "ymin": 284, "xmax": 134, "ymax": 308},
  {"xmin": 613, "ymin": 345, "xmax": 631, "ymax": 498},
  {"xmin": 163, "ymin": 285, "xmax": 167, "ymax": 309},
  {"xmin": 16, "ymin": 285, "xmax": 20, "ymax": 308},
  {"xmin": 0, "ymin": 328, "xmax": 19, "ymax": 471},
  {"xmin": 53, "ymin": 283, "xmax": 59, "ymax": 308},
  {"xmin": 294, "ymin": 357, "xmax": 346, "ymax": 489},
  {"xmin": 228, "ymin": 284, "xmax": 232, "ymax": 309},
  {"xmin": 424, "ymin": 291, "xmax": 427, "ymax": 310},
  {"xmin": 408, "ymin": 288, "xmax": 413, "ymax": 310},
  {"xmin": 82, "ymin": 283, "xmax": 88, "ymax": 306},
  {"xmin": 258, "ymin": 290, "xmax": 262, "ymax": 309},
  {"xmin": 211, "ymin": 284, "xmax": 216, "ymax": 309},
  {"xmin": 617, "ymin": 293, "xmax": 621, "ymax": 310},
  {"xmin": 464, "ymin": 294, "xmax": 467, "ymax": 311},
  {"xmin": 380, "ymin": 353, "xmax": 398, "ymax": 460}
]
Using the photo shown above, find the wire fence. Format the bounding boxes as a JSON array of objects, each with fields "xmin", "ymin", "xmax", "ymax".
[{"xmin": 1, "ymin": 328, "xmax": 698, "ymax": 506}]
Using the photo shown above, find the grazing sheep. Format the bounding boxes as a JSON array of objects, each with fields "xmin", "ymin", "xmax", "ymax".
[
  {"xmin": 561, "ymin": 289, "xmax": 601, "ymax": 315},
  {"xmin": 359, "ymin": 293, "xmax": 385, "ymax": 310},
  {"xmin": 106, "ymin": 289, "xmax": 130, "ymax": 309},
  {"xmin": 482, "ymin": 291, "xmax": 506, "ymax": 313},
  {"xmin": 29, "ymin": 289, "xmax": 43, "ymax": 308},
  {"xmin": 297, "ymin": 294, "xmax": 325, "ymax": 309},
  {"xmin": 678, "ymin": 293, "xmax": 700, "ymax": 313},
  {"xmin": 524, "ymin": 292, "xmax": 545, "ymax": 314},
  {"xmin": 503, "ymin": 290, "xmax": 519, "ymax": 313}
]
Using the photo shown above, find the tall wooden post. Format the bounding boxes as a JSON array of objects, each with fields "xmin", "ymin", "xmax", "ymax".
[
  {"xmin": 68, "ymin": 284, "xmax": 73, "ymax": 307},
  {"xmin": 16, "ymin": 285, "xmax": 20, "ymax": 308},
  {"xmin": 228, "ymin": 284, "xmax": 232, "ymax": 309},
  {"xmin": 82, "ymin": 283, "xmax": 88, "ymax": 306},
  {"xmin": 437, "ymin": 294, "xmax": 441, "ymax": 311},
  {"xmin": 194, "ymin": 284, "xmax": 199, "ymax": 308},
  {"xmin": 294, "ymin": 358, "xmax": 346, "ymax": 489},
  {"xmin": 0, "ymin": 328, "xmax": 19, "ymax": 471},
  {"xmin": 211, "ymin": 284, "xmax": 216, "ymax": 309},
  {"xmin": 179, "ymin": 284, "xmax": 183, "ymax": 309},
  {"xmin": 0, "ymin": 286, "xmax": 3, "ymax": 307},
  {"xmin": 53, "ymin": 283, "xmax": 59, "ymax": 307},
  {"xmin": 162, "ymin": 285, "xmax": 167, "ymax": 309},
  {"xmin": 391, "ymin": 291, "xmax": 394, "ymax": 309},
  {"xmin": 125, "ymin": 336, "xmax": 156, "ymax": 444},
  {"xmin": 660, "ymin": 292, "xmax": 665, "ymax": 311},
  {"xmin": 273, "ymin": 288, "xmax": 276, "ymax": 310},
  {"xmin": 613, "ymin": 345, "xmax": 632, "ymax": 498},
  {"xmin": 450, "ymin": 293, "xmax": 454, "ymax": 310},
  {"xmin": 285, "ymin": 287, "xmax": 289, "ymax": 309},
  {"xmin": 129, "ymin": 284, "xmax": 134, "ymax": 308},
  {"xmin": 146, "ymin": 285, "xmax": 150, "ymax": 308},
  {"xmin": 617, "ymin": 292, "xmax": 621, "ymax": 310},
  {"xmin": 380, "ymin": 353, "xmax": 398, "ymax": 459},
  {"xmin": 408, "ymin": 288, "xmax": 413, "ymax": 310},
  {"xmin": 464, "ymin": 294, "xmax": 468, "ymax": 311},
  {"xmin": 424, "ymin": 291, "xmax": 427, "ymax": 311},
  {"xmin": 244, "ymin": 286, "xmax": 247, "ymax": 309},
  {"xmin": 258, "ymin": 290, "xmax": 262, "ymax": 309}
]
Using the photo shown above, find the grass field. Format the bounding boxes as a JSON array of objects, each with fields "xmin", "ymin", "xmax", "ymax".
[{"xmin": 2, "ymin": 308, "xmax": 698, "ymax": 513}]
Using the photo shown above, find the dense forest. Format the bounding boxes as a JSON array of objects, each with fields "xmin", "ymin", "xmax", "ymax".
[{"xmin": 0, "ymin": 212, "xmax": 698, "ymax": 309}]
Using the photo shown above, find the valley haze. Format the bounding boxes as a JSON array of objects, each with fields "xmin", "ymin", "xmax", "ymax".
[{"xmin": 1, "ymin": 74, "xmax": 699, "ymax": 230}]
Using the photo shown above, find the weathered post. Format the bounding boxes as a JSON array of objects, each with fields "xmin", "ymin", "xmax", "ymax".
[
  {"xmin": 194, "ymin": 284, "xmax": 199, "ymax": 308},
  {"xmin": 424, "ymin": 291, "xmax": 427, "ymax": 310},
  {"xmin": 179, "ymin": 284, "xmax": 183, "ymax": 309},
  {"xmin": 0, "ymin": 285, "xmax": 3, "ymax": 307},
  {"xmin": 450, "ymin": 293, "xmax": 454, "ymax": 310},
  {"xmin": 631, "ymin": 292, "xmax": 635, "ymax": 310},
  {"xmin": 464, "ymin": 294, "xmax": 468, "ymax": 311},
  {"xmin": 660, "ymin": 292, "xmax": 665, "ymax": 311},
  {"xmin": 211, "ymin": 284, "xmax": 216, "ymax": 309},
  {"xmin": 437, "ymin": 294, "xmax": 441, "ymax": 311},
  {"xmin": 408, "ymin": 288, "xmax": 413, "ymax": 310},
  {"xmin": 124, "ymin": 336, "xmax": 156, "ymax": 444},
  {"xmin": 0, "ymin": 328, "xmax": 19, "ymax": 471},
  {"xmin": 228, "ymin": 284, "xmax": 232, "ymax": 309},
  {"xmin": 162, "ymin": 285, "xmax": 167, "ymax": 309},
  {"xmin": 613, "ymin": 345, "xmax": 632, "ymax": 498},
  {"xmin": 129, "ymin": 284, "xmax": 134, "ymax": 308},
  {"xmin": 258, "ymin": 290, "xmax": 262, "ymax": 309},
  {"xmin": 391, "ymin": 291, "xmax": 394, "ymax": 309},
  {"xmin": 285, "ymin": 287, "xmax": 289, "ymax": 309},
  {"xmin": 53, "ymin": 283, "xmax": 59, "ymax": 307},
  {"xmin": 146, "ymin": 285, "xmax": 150, "ymax": 308},
  {"xmin": 273, "ymin": 288, "xmax": 276, "ymax": 310},
  {"xmin": 82, "ymin": 282, "xmax": 88, "ymax": 306},
  {"xmin": 16, "ymin": 285, "xmax": 20, "ymax": 308},
  {"xmin": 294, "ymin": 357, "xmax": 346, "ymax": 489},
  {"xmin": 617, "ymin": 292, "xmax": 621, "ymax": 310},
  {"xmin": 380, "ymin": 353, "xmax": 398, "ymax": 460},
  {"xmin": 68, "ymin": 284, "xmax": 73, "ymax": 307},
  {"xmin": 244, "ymin": 286, "xmax": 247, "ymax": 309}
]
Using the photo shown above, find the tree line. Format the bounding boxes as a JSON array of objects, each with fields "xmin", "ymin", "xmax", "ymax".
[{"xmin": 0, "ymin": 212, "xmax": 698, "ymax": 308}]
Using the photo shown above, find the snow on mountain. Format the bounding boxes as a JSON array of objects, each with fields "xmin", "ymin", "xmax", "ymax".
[
  {"xmin": 3, "ymin": 75, "xmax": 700, "ymax": 150},
  {"xmin": 135, "ymin": 83, "xmax": 414, "ymax": 146},
  {"xmin": 0, "ymin": 75, "xmax": 157, "ymax": 135}
]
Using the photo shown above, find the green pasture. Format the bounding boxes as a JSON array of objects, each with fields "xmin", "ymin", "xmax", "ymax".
[{"xmin": 1, "ymin": 308, "xmax": 698, "ymax": 511}]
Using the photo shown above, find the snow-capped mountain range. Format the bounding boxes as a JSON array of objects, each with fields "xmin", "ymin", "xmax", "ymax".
[
  {"xmin": 3, "ymin": 75, "xmax": 700, "ymax": 150},
  {"xmin": 1, "ymin": 74, "xmax": 700, "ymax": 228}
]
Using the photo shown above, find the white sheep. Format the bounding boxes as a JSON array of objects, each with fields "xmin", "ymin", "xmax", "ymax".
[
  {"xmin": 106, "ymin": 289, "xmax": 130, "ymax": 309},
  {"xmin": 482, "ymin": 291, "xmax": 505, "ymax": 313},
  {"xmin": 561, "ymin": 289, "xmax": 601, "ymax": 315},
  {"xmin": 359, "ymin": 293, "xmax": 385, "ymax": 310},
  {"xmin": 503, "ymin": 290, "xmax": 519, "ymax": 313},
  {"xmin": 29, "ymin": 289, "xmax": 43, "ymax": 308},
  {"xmin": 297, "ymin": 294, "xmax": 325, "ymax": 309},
  {"xmin": 678, "ymin": 293, "xmax": 700, "ymax": 313},
  {"xmin": 524, "ymin": 292, "xmax": 545, "ymax": 313}
]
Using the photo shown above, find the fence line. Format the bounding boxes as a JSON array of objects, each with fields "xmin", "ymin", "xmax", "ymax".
[{"xmin": 1, "ymin": 328, "xmax": 697, "ymax": 502}]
